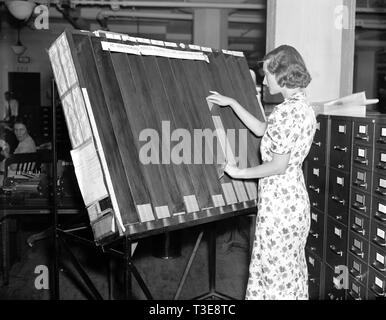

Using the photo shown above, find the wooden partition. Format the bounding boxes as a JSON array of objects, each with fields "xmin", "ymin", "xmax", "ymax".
[{"xmin": 48, "ymin": 30, "xmax": 264, "ymax": 245}]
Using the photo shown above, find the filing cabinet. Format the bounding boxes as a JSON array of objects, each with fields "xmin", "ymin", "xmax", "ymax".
[
  {"xmin": 304, "ymin": 114, "xmax": 386, "ymax": 300},
  {"xmin": 306, "ymin": 249, "xmax": 322, "ymax": 300}
]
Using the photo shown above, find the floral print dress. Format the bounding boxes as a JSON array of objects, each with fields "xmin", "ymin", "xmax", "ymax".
[{"xmin": 245, "ymin": 91, "xmax": 316, "ymax": 300}]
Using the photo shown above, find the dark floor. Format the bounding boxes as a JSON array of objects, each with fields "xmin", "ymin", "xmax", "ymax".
[{"xmin": 0, "ymin": 217, "xmax": 251, "ymax": 300}]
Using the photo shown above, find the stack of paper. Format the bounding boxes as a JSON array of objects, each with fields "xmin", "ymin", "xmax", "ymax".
[{"xmin": 312, "ymin": 92, "xmax": 379, "ymax": 117}]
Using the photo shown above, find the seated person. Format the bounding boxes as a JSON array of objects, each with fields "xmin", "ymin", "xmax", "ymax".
[
  {"xmin": 1, "ymin": 120, "xmax": 37, "ymax": 183},
  {"xmin": 13, "ymin": 118, "xmax": 36, "ymax": 154}
]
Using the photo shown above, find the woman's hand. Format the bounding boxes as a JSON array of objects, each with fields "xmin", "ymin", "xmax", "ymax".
[
  {"xmin": 206, "ymin": 91, "xmax": 236, "ymax": 108},
  {"xmin": 224, "ymin": 163, "xmax": 241, "ymax": 179}
]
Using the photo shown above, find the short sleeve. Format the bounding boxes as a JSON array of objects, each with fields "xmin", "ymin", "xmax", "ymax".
[{"xmin": 266, "ymin": 112, "xmax": 300, "ymax": 155}]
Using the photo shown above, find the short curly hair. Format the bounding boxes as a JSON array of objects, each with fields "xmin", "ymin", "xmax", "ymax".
[{"xmin": 263, "ymin": 45, "xmax": 311, "ymax": 89}]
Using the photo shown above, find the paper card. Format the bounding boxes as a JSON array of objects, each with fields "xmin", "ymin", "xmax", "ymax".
[
  {"xmin": 355, "ymin": 216, "xmax": 362, "ymax": 227},
  {"xmin": 70, "ymin": 140, "xmax": 109, "ymax": 207},
  {"xmin": 379, "ymin": 203, "xmax": 386, "ymax": 214},
  {"xmin": 201, "ymin": 46, "xmax": 213, "ymax": 53},
  {"xmin": 381, "ymin": 153, "xmax": 386, "ymax": 162},
  {"xmin": 376, "ymin": 253, "xmax": 385, "ymax": 264},
  {"xmin": 308, "ymin": 256, "xmax": 314, "ymax": 266},
  {"xmin": 382, "ymin": 128, "xmax": 386, "ymax": 137},
  {"xmin": 380, "ymin": 179, "xmax": 386, "ymax": 188},
  {"xmin": 359, "ymin": 125, "xmax": 367, "ymax": 134},
  {"xmin": 150, "ymin": 39, "xmax": 165, "ymax": 46},
  {"xmin": 184, "ymin": 195, "xmax": 200, "ymax": 213},
  {"xmin": 336, "ymin": 176, "xmax": 344, "ymax": 186},
  {"xmin": 375, "ymin": 277, "xmax": 383, "ymax": 288},
  {"xmin": 357, "ymin": 171, "xmax": 365, "ymax": 181},
  {"xmin": 164, "ymin": 41, "xmax": 178, "ymax": 48},
  {"xmin": 313, "ymin": 168, "xmax": 319, "ymax": 176},
  {"xmin": 353, "ymin": 261, "xmax": 360, "ymax": 271},
  {"xmin": 358, "ymin": 148, "xmax": 365, "ymax": 157},
  {"xmin": 354, "ymin": 239, "xmax": 362, "ymax": 249},
  {"xmin": 101, "ymin": 41, "xmax": 141, "ymax": 55},
  {"xmin": 377, "ymin": 228, "xmax": 385, "ymax": 239},
  {"xmin": 356, "ymin": 194, "xmax": 364, "ymax": 204},
  {"xmin": 312, "ymin": 213, "xmax": 318, "ymax": 222},
  {"xmin": 352, "ymin": 283, "xmax": 359, "ymax": 294},
  {"xmin": 338, "ymin": 125, "xmax": 346, "ymax": 133},
  {"xmin": 189, "ymin": 44, "xmax": 201, "ymax": 51},
  {"xmin": 57, "ymin": 33, "xmax": 78, "ymax": 89},
  {"xmin": 135, "ymin": 37, "xmax": 151, "ymax": 44},
  {"xmin": 334, "ymin": 227, "xmax": 342, "ymax": 237}
]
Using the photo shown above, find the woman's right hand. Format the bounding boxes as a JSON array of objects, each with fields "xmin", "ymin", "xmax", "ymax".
[{"xmin": 206, "ymin": 91, "xmax": 236, "ymax": 108}]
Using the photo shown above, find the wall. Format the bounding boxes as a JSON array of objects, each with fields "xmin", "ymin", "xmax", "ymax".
[{"xmin": 0, "ymin": 21, "xmax": 74, "ymax": 119}]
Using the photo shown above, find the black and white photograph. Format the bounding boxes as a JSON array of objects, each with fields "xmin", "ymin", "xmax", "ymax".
[{"xmin": 0, "ymin": 0, "xmax": 386, "ymax": 308}]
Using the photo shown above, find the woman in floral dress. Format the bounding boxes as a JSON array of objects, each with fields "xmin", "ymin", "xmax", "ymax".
[{"xmin": 207, "ymin": 45, "xmax": 316, "ymax": 300}]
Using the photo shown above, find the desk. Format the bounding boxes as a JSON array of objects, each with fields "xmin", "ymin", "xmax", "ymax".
[{"xmin": 0, "ymin": 194, "xmax": 83, "ymax": 285}]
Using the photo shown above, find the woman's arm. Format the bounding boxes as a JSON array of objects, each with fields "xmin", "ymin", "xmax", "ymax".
[
  {"xmin": 206, "ymin": 92, "xmax": 267, "ymax": 137},
  {"xmin": 224, "ymin": 152, "xmax": 290, "ymax": 179}
]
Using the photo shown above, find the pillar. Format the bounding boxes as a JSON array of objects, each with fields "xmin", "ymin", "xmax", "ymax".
[
  {"xmin": 193, "ymin": 9, "xmax": 228, "ymax": 50},
  {"xmin": 266, "ymin": 0, "xmax": 356, "ymax": 102}
]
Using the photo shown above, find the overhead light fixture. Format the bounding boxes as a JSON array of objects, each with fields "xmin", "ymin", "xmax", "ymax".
[
  {"xmin": 11, "ymin": 27, "xmax": 27, "ymax": 56},
  {"xmin": 5, "ymin": 0, "xmax": 36, "ymax": 21}
]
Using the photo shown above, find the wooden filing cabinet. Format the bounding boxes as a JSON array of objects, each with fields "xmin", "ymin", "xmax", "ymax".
[{"xmin": 305, "ymin": 114, "xmax": 386, "ymax": 300}]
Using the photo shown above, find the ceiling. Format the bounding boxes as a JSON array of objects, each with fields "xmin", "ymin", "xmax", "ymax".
[{"xmin": 0, "ymin": 0, "xmax": 385, "ymax": 66}]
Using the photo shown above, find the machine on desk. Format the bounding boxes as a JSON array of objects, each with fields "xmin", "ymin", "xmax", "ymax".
[{"xmin": 304, "ymin": 112, "xmax": 386, "ymax": 300}]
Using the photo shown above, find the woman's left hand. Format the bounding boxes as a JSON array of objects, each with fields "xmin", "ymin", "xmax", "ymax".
[{"xmin": 224, "ymin": 163, "xmax": 240, "ymax": 178}]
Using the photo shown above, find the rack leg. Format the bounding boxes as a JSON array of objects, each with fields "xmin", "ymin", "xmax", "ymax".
[{"xmin": 1, "ymin": 219, "xmax": 10, "ymax": 286}]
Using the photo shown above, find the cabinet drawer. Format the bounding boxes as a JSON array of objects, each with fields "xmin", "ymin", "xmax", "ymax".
[
  {"xmin": 371, "ymin": 196, "xmax": 386, "ymax": 223},
  {"xmin": 307, "ymin": 210, "xmax": 324, "ymax": 257},
  {"xmin": 368, "ymin": 267, "xmax": 386, "ymax": 298},
  {"xmin": 352, "ymin": 167, "xmax": 371, "ymax": 193},
  {"xmin": 326, "ymin": 217, "xmax": 348, "ymax": 267},
  {"xmin": 349, "ymin": 210, "xmax": 370, "ymax": 239},
  {"xmin": 347, "ymin": 276, "xmax": 366, "ymax": 300},
  {"xmin": 307, "ymin": 164, "xmax": 326, "ymax": 212},
  {"xmin": 370, "ymin": 220, "xmax": 386, "ymax": 249},
  {"xmin": 353, "ymin": 119, "xmax": 374, "ymax": 146},
  {"xmin": 374, "ymin": 148, "xmax": 386, "ymax": 174},
  {"xmin": 348, "ymin": 253, "xmax": 368, "ymax": 285},
  {"xmin": 324, "ymin": 265, "xmax": 346, "ymax": 300},
  {"xmin": 375, "ymin": 122, "xmax": 386, "ymax": 147},
  {"xmin": 305, "ymin": 250, "xmax": 321, "ymax": 299},
  {"xmin": 308, "ymin": 143, "xmax": 327, "ymax": 165},
  {"xmin": 348, "ymin": 231, "xmax": 369, "ymax": 263},
  {"xmin": 372, "ymin": 172, "xmax": 386, "ymax": 200},
  {"xmin": 329, "ymin": 119, "xmax": 352, "ymax": 171},
  {"xmin": 352, "ymin": 144, "xmax": 373, "ymax": 171},
  {"xmin": 350, "ymin": 189, "xmax": 371, "ymax": 217},
  {"xmin": 369, "ymin": 244, "xmax": 386, "ymax": 275}
]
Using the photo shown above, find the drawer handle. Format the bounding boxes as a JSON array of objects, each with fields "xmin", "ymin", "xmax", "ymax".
[
  {"xmin": 313, "ymin": 157, "xmax": 319, "ymax": 161},
  {"xmin": 312, "ymin": 141, "xmax": 321, "ymax": 147},
  {"xmin": 311, "ymin": 202, "xmax": 319, "ymax": 207},
  {"xmin": 309, "ymin": 230, "xmax": 319, "ymax": 239},
  {"xmin": 370, "ymin": 285, "xmax": 386, "ymax": 297},
  {"xmin": 309, "ymin": 246, "xmax": 317, "ymax": 252},
  {"xmin": 355, "ymin": 134, "xmax": 369, "ymax": 142},
  {"xmin": 372, "ymin": 261, "xmax": 386, "ymax": 273},
  {"xmin": 354, "ymin": 158, "xmax": 368, "ymax": 165},
  {"xmin": 329, "ymin": 244, "xmax": 343, "ymax": 256},
  {"xmin": 349, "ymin": 268, "xmax": 365, "ymax": 282},
  {"xmin": 377, "ymin": 138, "xmax": 386, "ymax": 144},
  {"xmin": 353, "ymin": 180, "xmax": 367, "ymax": 188},
  {"xmin": 309, "ymin": 278, "xmax": 316, "ymax": 284},
  {"xmin": 337, "ymin": 164, "xmax": 345, "ymax": 169},
  {"xmin": 352, "ymin": 202, "xmax": 366, "ymax": 212},
  {"xmin": 351, "ymin": 224, "xmax": 365, "ymax": 236},
  {"xmin": 350, "ymin": 246, "xmax": 365, "ymax": 259},
  {"xmin": 374, "ymin": 211, "xmax": 386, "ymax": 222},
  {"xmin": 331, "ymin": 195, "xmax": 345, "ymax": 206},
  {"xmin": 348, "ymin": 290, "xmax": 362, "ymax": 300},
  {"xmin": 334, "ymin": 145, "xmax": 348, "ymax": 152},
  {"xmin": 335, "ymin": 215, "xmax": 343, "ymax": 221},
  {"xmin": 375, "ymin": 187, "xmax": 386, "ymax": 196},
  {"xmin": 309, "ymin": 185, "xmax": 320, "ymax": 194},
  {"xmin": 372, "ymin": 236, "xmax": 386, "ymax": 247},
  {"xmin": 376, "ymin": 163, "xmax": 386, "ymax": 170}
]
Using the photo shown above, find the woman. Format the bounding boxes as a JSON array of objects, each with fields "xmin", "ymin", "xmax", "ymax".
[{"xmin": 207, "ymin": 45, "xmax": 316, "ymax": 300}]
